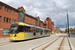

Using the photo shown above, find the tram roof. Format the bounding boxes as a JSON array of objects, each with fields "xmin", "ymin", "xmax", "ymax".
[{"xmin": 14, "ymin": 22, "xmax": 50, "ymax": 30}]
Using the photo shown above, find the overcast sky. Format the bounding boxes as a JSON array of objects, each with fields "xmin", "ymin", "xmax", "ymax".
[{"xmin": 0, "ymin": 0, "xmax": 75, "ymax": 29}]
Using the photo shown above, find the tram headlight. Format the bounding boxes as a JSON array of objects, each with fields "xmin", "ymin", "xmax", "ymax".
[{"xmin": 14, "ymin": 34, "xmax": 16, "ymax": 37}]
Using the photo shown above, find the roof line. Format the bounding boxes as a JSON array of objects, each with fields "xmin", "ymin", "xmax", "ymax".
[{"xmin": 0, "ymin": 1, "xmax": 19, "ymax": 12}]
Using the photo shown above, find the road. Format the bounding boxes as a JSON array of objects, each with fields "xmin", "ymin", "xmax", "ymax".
[{"xmin": 0, "ymin": 33, "xmax": 67, "ymax": 50}]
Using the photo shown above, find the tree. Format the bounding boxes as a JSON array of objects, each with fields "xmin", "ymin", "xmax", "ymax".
[
  {"xmin": 65, "ymin": 28, "xmax": 68, "ymax": 33},
  {"xmin": 59, "ymin": 30, "xmax": 63, "ymax": 33}
]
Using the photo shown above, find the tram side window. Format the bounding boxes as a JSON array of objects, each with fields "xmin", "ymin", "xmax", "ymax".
[
  {"xmin": 25, "ymin": 27, "xmax": 28, "ymax": 32},
  {"xmin": 45, "ymin": 30, "xmax": 48, "ymax": 34},
  {"xmin": 32, "ymin": 27, "xmax": 36, "ymax": 32},
  {"xmin": 29, "ymin": 27, "xmax": 32, "ymax": 32},
  {"xmin": 25, "ymin": 26, "xmax": 32, "ymax": 32},
  {"xmin": 18, "ymin": 26, "xmax": 24, "ymax": 32},
  {"xmin": 48, "ymin": 30, "xmax": 50, "ymax": 34},
  {"xmin": 32, "ymin": 27, "xmax": 36, "ymax": 36},
  {"xmin": 36, "ymin": 28, "xmax": 40, "ymax": 33},
  {"xmin": 45, "ymin": 30, "xmax": 47, "ymax": 34}
]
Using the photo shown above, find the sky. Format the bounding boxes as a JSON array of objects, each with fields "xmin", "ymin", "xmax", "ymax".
[{"xmin": 0, "ymin": 0, "xmax": 75, "ymax": 30}]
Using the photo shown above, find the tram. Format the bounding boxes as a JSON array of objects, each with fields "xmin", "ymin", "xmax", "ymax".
[{"xmin": 9, "ymin": 22, "xmax": 51, "ymax": 40}]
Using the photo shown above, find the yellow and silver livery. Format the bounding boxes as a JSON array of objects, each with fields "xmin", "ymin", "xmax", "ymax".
[{"xmin": 9, "ymin": 22, "xmax": 51, "ymax": 40}]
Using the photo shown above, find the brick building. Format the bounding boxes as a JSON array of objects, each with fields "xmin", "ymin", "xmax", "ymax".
[
  {"xmin": 0, "ymin": 2, "xmax": 54, "ymax": 38},
  {"xmin": 45, "ymin": 17, "xmax": 54, "ymax": 33},
  {"xmin": 0, "ymin": 2, "xmax": 19, "ymax": 37}
]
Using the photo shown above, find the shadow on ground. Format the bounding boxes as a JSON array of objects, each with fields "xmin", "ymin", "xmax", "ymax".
[{"xmin": 10, "ymin": 35, "xmax": 50, "ymax": 42}]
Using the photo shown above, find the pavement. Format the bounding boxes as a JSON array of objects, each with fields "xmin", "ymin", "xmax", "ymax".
[
  {"xmin": 0, "ymin": 33, "xmax": 60, "ymax": 50},
  {"xmin": 0, "ymin": 36, "xmax": 9, "ymax": 43},
  {"xmin": 0, "ymin": 33, "xmax": 56, "ymax": 43},
  {"xmin": 44, "ymin": 33, "xmax": 75, "ymax": 50},
  {"xmin": 69, "ymin": 34, "xmax": 75, "ymax": 49},
  {"xmin": 0, "ymin": 38, "xmax": 9, "ymax": 43},
  {"xmin": 0, "ymin": 33, "xmax": 75, "ymax": 50}
]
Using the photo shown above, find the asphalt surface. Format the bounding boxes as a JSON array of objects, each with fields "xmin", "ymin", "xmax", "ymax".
[
  {"xmin": 69, "ymin": 34, "xmax": 75, "ymax": 49},
  {"xmin": 0, "ymin": 34, "xmax": 63, "ymax": 50}
]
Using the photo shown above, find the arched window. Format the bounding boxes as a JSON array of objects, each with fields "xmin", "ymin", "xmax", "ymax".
[
  {"xmin": 20, "ymin": 10, "xmax": 24, "ymax": 23},
  {"xmin": 3, "ymin": 29, "xmax": 9, "ymax": 35}
]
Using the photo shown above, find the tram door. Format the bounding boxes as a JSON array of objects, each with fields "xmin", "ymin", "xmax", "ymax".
[{"xmin": 33, "ymin": 27, "xmax": 36, "ymax": 36}]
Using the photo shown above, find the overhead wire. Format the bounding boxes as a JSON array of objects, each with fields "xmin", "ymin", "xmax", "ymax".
[
  {"xmin": 53, "ymin": 0, "xmax": 60, "ymax": 13},
  {"xmin": 53, "ymin": 0, "xmax": 67, "ymax": 29}
]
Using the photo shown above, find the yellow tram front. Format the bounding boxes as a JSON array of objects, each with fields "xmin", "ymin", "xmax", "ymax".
[{"xmin": 9, "ymin": 23, "xmax": 25, "ymax": 40}]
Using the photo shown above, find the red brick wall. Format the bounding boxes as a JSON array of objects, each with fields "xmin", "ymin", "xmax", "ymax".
[
  {"xmin": 18, "ymin": 7, "xmax": 37, "ymax": 26},
  {"xmin": 40, "ymin": 21, "xmax": 43, "ymax": 27},
  {"xmin": 46, "ymin": 17, "xmax": 51, "ymax": 30},
  {"xmin": 0, "ymin": 3, "xmax": 19, "ymax": 37},
  {"xmin": 25, "ymin": 16, "xmax": 36, "ymax": 26},
  {"xmin": 45, "ymin": 17, "xmax": 54, "ymax": 33},
  {"xmin": 0, "ymin": 30, "xmax": 3, "ymax": 37},
  {"xmin": 45, "ymin": 20, "xmax": 48, "ymax": 29},
  {"xmin": 51, "ymin": 21, "xmax": 54, "ymax": 33}
]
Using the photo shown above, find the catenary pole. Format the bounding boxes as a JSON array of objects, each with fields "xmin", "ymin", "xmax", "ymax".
[{"xmin": 66, "ymin": 10, "xmax": 70, "ymax": 37}]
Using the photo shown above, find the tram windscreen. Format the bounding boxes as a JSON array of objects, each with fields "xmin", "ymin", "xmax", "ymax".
[{"xmin": 10, "ymin": 24, "xmax": 18, "ymax": 33}]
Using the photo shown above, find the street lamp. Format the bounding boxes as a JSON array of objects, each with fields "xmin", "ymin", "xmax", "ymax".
[{"xmin": 66, "ymin": 10, "xmax": 70, "ymax": 37}]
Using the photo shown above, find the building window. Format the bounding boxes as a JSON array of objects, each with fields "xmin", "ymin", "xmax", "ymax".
[
  {"xmin": 7, "ymin": 8, "xmax": 9, "ymax": 12},
  {"xmin": 3, "ymin": 29, "xmax": 9, "ymax": 35},
  {"xmin": 6, "ymin": 18, "xmax": 9, "ymax": 22},
  {"xmin": 4, "ymin": 17, "xmax": 6, "ymax": 22},
  {"xmin": 9, "ymin": 19, "xmax": 11, "ymax": 23},
  {"xmin": 0, "ymin": 5, "xmax": 2, "ymax": 9},
  {"xmin": 5, "ymin": 7, "xmax": 6, "ymax": 11},
  {"xmin": 13, "ymin": 19, "xmax": 14, "ymax": 23},
  {"xmin": 26, "ymin": 16, "xmax": 27, "ymax": 18},
  {"xmin": 15, "ymin": 12, "xmax": 17, "ymax": 15},
  {"xmin": 33, "ymin": 19, "xmax": 34, "ymax": 21},
  {"xmin": 29, "ymin": 18, "xmax": 31, "ymax": 20},
  {"xmin": 15, "ymin": 20, "xmax": 16, "ymax": 23},
  {"xmin": 0, "ymin": 16, "xmax": 1, "ymax": 21}
]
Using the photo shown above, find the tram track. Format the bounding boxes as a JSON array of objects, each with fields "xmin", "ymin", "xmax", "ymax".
[
  {"xmin": 0, "ymin": 34, "xmax": 60, "ymax": 47},
  {"xmin": 59, "ymin": 36, "xmax": 73, "ymax": 50},
  {"xmin": 29, "ymin": 35, "xmax": 63, "ymax": 50},
  {"xmin": 1, "ymin": 34, "xmax": 72, "ymax": 50},
  {"xmin": 0, "ymin": 34, "xmax": 69, "ymax": 50},
  {"xmin": 43, "ymin": 36, "xmax": 65, "ymax": 50},
  {"xmin": 0, "ymin": 35, "xmax": 57, "ymax": 47},
  {"xmin": 58, "ymin": 36, "xmax": 65, "ymax": 50},
  {"xmin": 0, "ymin": 35, "xmax": 58, "ymax": 47},
  {"xmin": 30, "ymin": 34, "xmax": 73, "ymax": 50},
  {"xmin": 0, "ymin": 36, "xmax": 55, "ymax": 47},
  {"xmin": 42, "ymin": 37, "xmax": 64, "ymax": 50}
]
